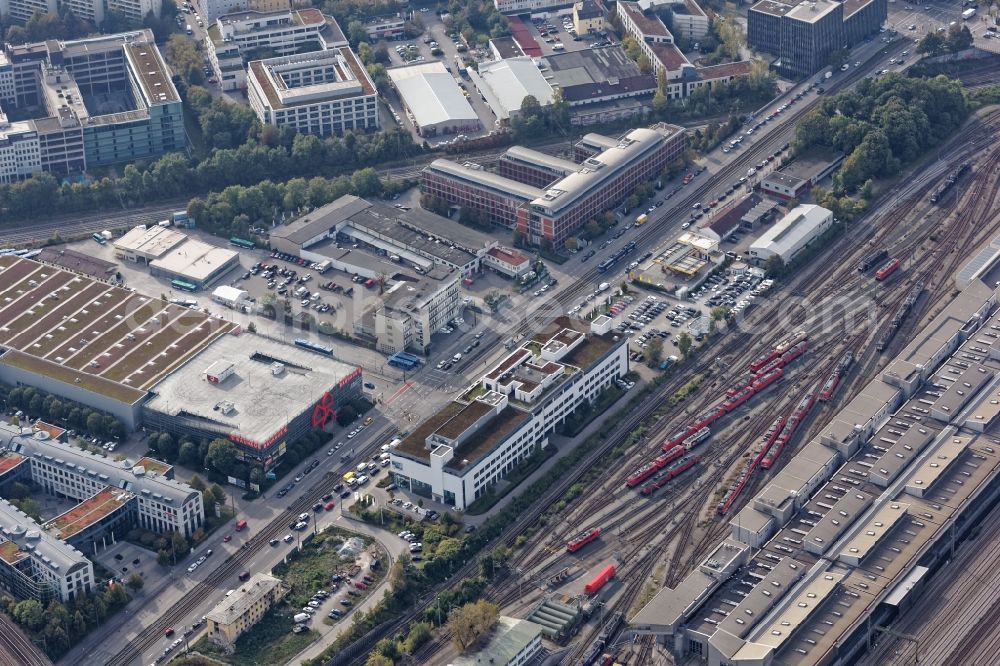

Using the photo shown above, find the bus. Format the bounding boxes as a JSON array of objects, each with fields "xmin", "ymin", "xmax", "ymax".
[
  {"xmin": 171, "ymin": 279, "xmax": 198, "ymax": 292},
  {"xmin": 230, "ymin": 237, "xmax": 255, "ymax": 250},
  {"xmin": 388, "ymin": 353, "xmax": 419, "ymax": 370},
  {"xmin": 635, "ymin": 214, "xmax": 648, "ymax": 226},
  {"xmin": 92, "ymin": 233, "xmax": 106, "ymax": 245}
]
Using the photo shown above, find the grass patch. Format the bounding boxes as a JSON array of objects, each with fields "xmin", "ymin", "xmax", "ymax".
[
  {"xmin": 271, "ymin": 527, "xmax": 378, "ymax": 608},
  {"xmin": 189, "ymin": 608, "xmax": 319, "ymax": 666},
  {"xmin": 183, "ymin": 103, "xmax": 208, "ymax": 160}
]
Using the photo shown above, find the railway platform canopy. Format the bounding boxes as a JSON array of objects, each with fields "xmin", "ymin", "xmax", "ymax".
[{"xmin": 628, "ymin": 277, "xmax": 1000, "ymax": 666}]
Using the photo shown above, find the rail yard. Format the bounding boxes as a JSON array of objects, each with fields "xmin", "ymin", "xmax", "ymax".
[{"xmin": 405, "ymin": 110, "xmax": 1000, "ymax": 666}]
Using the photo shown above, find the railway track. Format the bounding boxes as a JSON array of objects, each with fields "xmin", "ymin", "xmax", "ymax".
[
  {"xmin": 0, "ymin": 613, "xmax": 51, "ymax": 666},
  {"xmin": 97, "ymin": 422, "xmax": 400, "ymax": 666},
  {"xmin": 488, "ymin": 112, "xmax": 1000, "ymax": 665}
]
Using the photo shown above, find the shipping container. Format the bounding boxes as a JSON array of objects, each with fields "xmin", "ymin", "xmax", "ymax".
[{"xmin": 584, "ymin": 564, "xmax": 616, "ymax": 595}]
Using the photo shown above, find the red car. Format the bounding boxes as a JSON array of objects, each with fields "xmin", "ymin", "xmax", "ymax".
[
  {"xmin": 165, "ymin": 628, "xmax": 175, "ymax": 637},
  {"xmin": 223, "ymin": 534, "xmax": 232, "ymax": 542},
  {"xmin": 324, "ymin": 502, "xmax": 335, "ymax": 511}
]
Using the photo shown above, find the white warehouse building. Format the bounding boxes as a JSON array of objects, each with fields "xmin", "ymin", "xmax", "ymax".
[
  {"xmin": 387, "ymin": 62, "xmax": 481, "ymax": 138},
  {"xmin": 748, "ymin": 204, "xmax": 833, "ymax": 264},
  {"xmin": 389, "ymin": 317, "xmax": 628, "ymax": 509}
]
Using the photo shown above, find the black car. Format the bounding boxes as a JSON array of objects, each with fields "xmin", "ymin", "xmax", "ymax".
[
  {"xmin": 340, "ymin": 490, "xmax": 351, "ymax": 499},
  {"xmin": 333, "ymin": 483, "xmax": 344, "ymax": 492},
  {"xmin": 322, "ymin": 493, "xmax": 334, "ymax": 502},
  {"xmin": 364, "ymin": 382, "xmax": 376, "ymax": 389}
]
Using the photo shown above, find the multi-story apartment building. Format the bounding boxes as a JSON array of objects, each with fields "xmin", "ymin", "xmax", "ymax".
[
  {"xmin": 0, "ymin": 31, "xmax": 184, "ymax": 179},
  {"xmin": 748, "ymin": 0, "xmax": 886, "ymax": 77},
  {"xmin": 247, "ymin": 47, "xmax": 379, "ymax": 137},
  {"xmin": 206, "ymin": 8, "xmax": 347, "ymax": 91},
  {"xmin": 0, "ymin": 500, "xmax": 94, "ymax": 603},
  {"xmin": 390, "ymin": 317, "xmax": 628, "ymax": 509},
  {"xmin": 1, "ymin": 0, "xmax": 163, "ymax": 26},
  {"xmin": 207, "ymin": 573, "xmax": 288, "ymax": 652},
  {"xmin": 0, "ymin": 114, "xmax": 41, "ymax": 184}
]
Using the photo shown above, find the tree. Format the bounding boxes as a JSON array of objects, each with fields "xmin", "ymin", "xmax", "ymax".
[
  {"xmin": 365, "ymin": 656, "xmax": 393, "ymax": 666},
  {"xmin": 13, "ymin": 600, "xmax": 45, "ymax": 630},
  {"xmin": 171, "ymin": 531, "xmax": 189, "ymax": 558},
  {"xmin": 189, "ymin": 475, "xmax": 206, "ymax": 491},
  {"xmin": 210, "ymin": 484, "xmax": 227, "ymax": 505},
  {"xmin": 404, "ymin": 621, "xmax": 432, "ymax": 654},
  {"xmin": 678, "ymin": 331, "xmax": 693, "ymax": 358},
  {"xmin": 157, "ymin": 549, "xmax": 171, "ymax": 566},
  {"xmin": 945, "ymin": 24, "xmax": 973, "ymax": 53},
  {"xmin": 16, "ymin": 498, "xmax": 42, "ymax": 521},
  {"xmin": 206, "ymin": 438, "xmax": 238, "ymax": 475},
  {"xmin": 155, "ymin": 432, "xmax": 177, "ymax": 460},
  {"xmin": 637, "ymin": 53, "xmax": 652, "ymax": 75},
  {"xmin": 86, "ymin": 412, "xmax": 103, "ymax": 437},
  {"xmin": 764, "ymin": 254, "xmax": 786, "ymax": 278},
  {"xmin": 647, "ymin": 337, "xmax": 664, "ymax": 364},
  {"xmin": 126, "ymin": 574, "xmax": 144, "ymax": 591},
  {"xmin": 336, "ymin": 404, "xmax": 358, "ymax": 426},
  {"xmin": 917, "ymin": 31, "xmax": 945, "ymax": 56},
  {"xmin": 448, "ymin": 600, "xmax": 499, "ymax": 652},
  {"xmin": 178, "ymin": 441, "xmax": 200, "ymax": 466}
]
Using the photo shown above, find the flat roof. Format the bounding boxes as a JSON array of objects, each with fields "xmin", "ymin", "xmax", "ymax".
[
  {"xmin": 904, "ymin": 434, "xmax": 969, "ymax": 496},
  {"xmin": 750, "ymin": 0, "xmax": 796, "ymax": 17},
  {"xmin": 387, "ymin": 62, "xmax": 479, "ymax": 128},
  {"xmin": 931, "ymin": 364, "xmax": 994, "ymax": 422},
  {"xmin": 113, "ymin": 225, "xmax": 187, "ymax": 259},
  {"xmin": 619, "ymin": 1, "xmax": 671, "ymax": 37},
  {"xmin": 249, "ymin": 47, "xmax": 374, "ymax": 110},
  {"xmin": 762, "ymin": 171, "xmax": 806, "ymax": 189},
  {"xmin": 36, "ymin": 248, "xmax": 116, "ymax": 279},
  {"xmin": 426, "ymin": 159, "xmax": 545, "ymax": 202},
  {"xmin": 148, "ymin": 238, "xmax": 240, "ymax": 282},
  {"xmin": 649, "ymin": 43, "xmax": 691, "ymax": 71},
  {"xmin": 445, "ymin": 406, "xmax": 532, "ymax": 471},
  {"xmin": 0, "ymin": 256, "xmax": 233, "ymax": 399},
  {"xmin": 786, "ymin": 0, "xmax": 841, "ymax": 22},
  {"xmin": 271, "ymin": 195, "xmax": 371, "ymax": 247},
  {"xmin": 124, "ymin": 42, "xmax": 179, "ymax": 104},
  {"xmin": 46, "ymin": 487, "xmax": 132, "ymax": 540},
  {"xmin": 696, "ymin": 60, "xmax": 753, "ymax": 81},
  {"xmin": 541, "ymin": 47, "xmax": 655, "ymax": 102},
  {"xmin": 0, "ymin": 451, "xmax": 26, "ymax": 476},
  {"xmin": 451, "ymin": 617, "xmax": 543, "ymax": 666},
  {"xmin": 489, "ymin": 36, "xmax": 524, "ymax": 59},
  {"xmin": 143, "ymin": 333, "xmax": 360, "ymax": 448},
  {"xmin": 471, "ymin": 57, "xmax": 554, "ymax": 121},
  {"xmin": 346, "ymin": 204, "xmax": 480, "ymax": 267}
]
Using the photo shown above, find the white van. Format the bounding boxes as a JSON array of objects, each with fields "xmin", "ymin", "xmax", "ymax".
[{"xmin": 356, "ymin": 463, "xmax": 368, "ymax": 474}]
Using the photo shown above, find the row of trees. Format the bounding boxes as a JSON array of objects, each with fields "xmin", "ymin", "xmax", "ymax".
[
  {"xmin": 1, "ymin": 384, "xmax": 125, "ymax": 440},
  {"xmin": 5, "ymin": 583, "xmax": 130, "ymax": 659},
  {"xmin": 794, "ymin": 74, "xmax": 968, "ymax": 193}
]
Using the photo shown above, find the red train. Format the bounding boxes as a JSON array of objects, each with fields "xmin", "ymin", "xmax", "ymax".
[
  {"xmin": 780, "ymin": 340, "xmax": 809, "ymax": 364},
  {"xmin": 640, "ymin": 454, "xmax": 701, "ymax": 495},
  {"xmin": 761, "ymin": 393, "xmax": 815, "ymax": 469},
  {"xmin": 752, "ymin": 416, "xmax": 786, "ymax": 467},
  {"xmin": 692, "ymin": 406, "xmax": 727, "ymax": 431},
  {"xmin": 584, "ymin": 564, "xmax": 616, "ymax": 595},
  {"xmin": 818, "ymin": 372, "xmax": 840, "ymax": 401},
  {"xmin": 752, "ymin": 356, "xmax": 783, "ymax": 378},
  {"xmin": 722, "ymin": 386, "xmax": 755, "ymax": 412},
  {"xmin": 875, "ymin": 257, "xmax": 901, "ymax": 281},
  {"xmin": 661, "ymin": 426, "xmax": 698, "ymax": 453},
  {"xmin": 625, "ymin": 445, "xmax": 685, "ymax": 488},
  {"xmin": 752, "ymin": 367, "xmax": 784, "ymax": 391},
  {"xmin": 567, "ymin": 528, "xmax": 601, "ymax": 553},
  {"xmin": 749, "ymin": 349, "xmax": 780, "ymax": 373}
]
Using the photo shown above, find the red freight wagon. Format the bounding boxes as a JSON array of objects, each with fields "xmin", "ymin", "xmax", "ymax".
[{"xmin": 584, "ymin": 564, "xmax": 616, "ymax": 595}]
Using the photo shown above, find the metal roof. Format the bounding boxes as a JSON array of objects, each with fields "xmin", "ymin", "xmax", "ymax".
[
  {"xmin": 470, "ymin": 57, "xmax": 554, "ymax": 121},
  {"xmin": 387, "ymin": 63, "xmax": 479, "ymax": 129}
]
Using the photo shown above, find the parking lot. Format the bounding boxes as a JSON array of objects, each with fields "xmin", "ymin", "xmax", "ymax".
[{"xmin": 524, "ymin": 13, "xmax": 617, "ymax": 56}]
